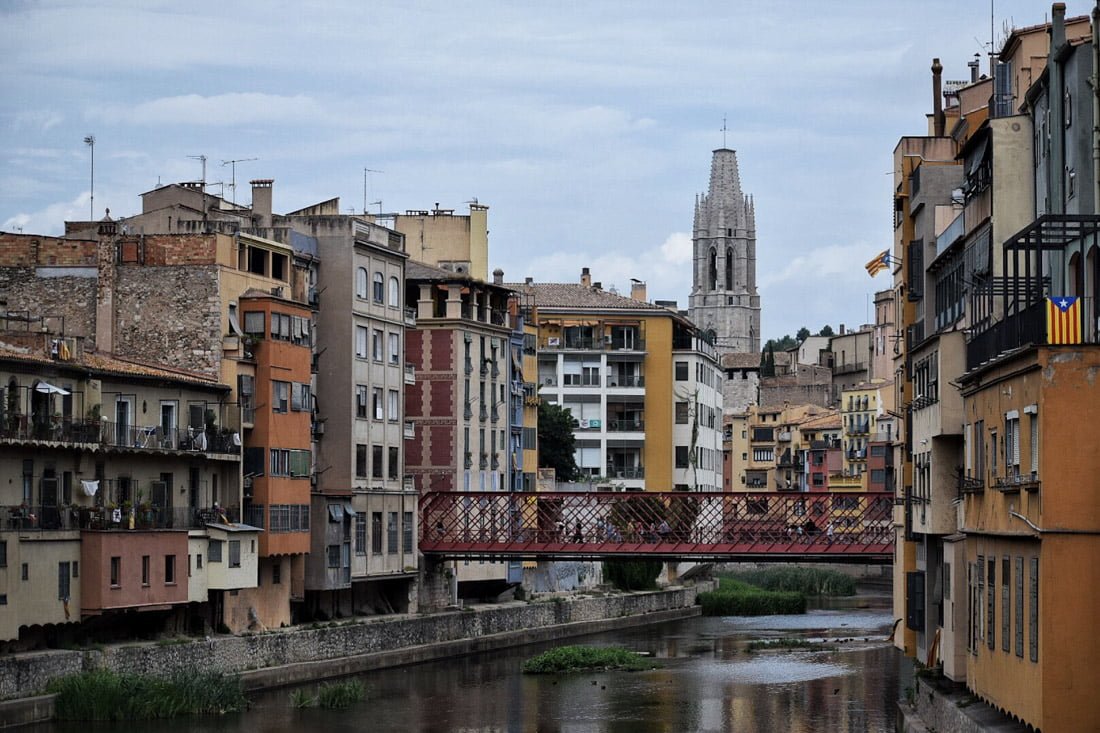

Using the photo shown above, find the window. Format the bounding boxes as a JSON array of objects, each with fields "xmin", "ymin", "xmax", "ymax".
[
  {"xmin": 327, "ymin": 544, "xmax": 341, "ymax": 568},
  {"xmin": 1002, "ymin": 557, "xmax": 1010, "ymax": 653},
  {"xmin": 387, "ymin": 512, "xmax": 399, "ymax": 553},
  {"xmin": 196, "ymin": 553, "xmax": 203, "ymax": 569},
  {"xmin": 229, "ymin": 540, "xmax": 241, "ymax": 568},
  {"xmin": 388, "ymin": 389, "xmax": 400, "ymax": 421},
  {"xmin": 1015, "ymin": 556, "xmax": 1024, "ymax": 657},
  {"xmin": 371, "ymin": 512, "xmax": 383, "ymax": 554},
  {"xmin": 373, "ymin": 445, "xmax": 384, "ymax": 479},
  {"xmin": 356, "ymin": 326, "xmax": 368, "ymax": 358},
  {"xmin": 270, "ymin": 449, "xmax": 289, "ymax": 476},
  {"xmin": 141, "ymin": 555, "xmax": 150, "ymax": 586},
  {"xmin": 675, "ymin": 446, "xmax": 689, "ymax": 468},
  {"xmin": 291, "ymin": 382, "xmax": 310, "ymax": 412},
  {"xmin": 372, "ymin": 387, "xmax": 383, "ymax": 420},
  {"xmin": 356, "ymin": 267, "xmax": 368, "ymax": 299},
  {"xmin": 675, "ymin": 401, "xmax": 689, "ymax": 424},
  {"xmin": 752, "ymin": 448, "xmax": 773, "ymax": 462},
  {"xmin": 0, "ymin": 541, "xmax": 5, "ymax": 568},
  {"xmin": 356, "ymin": 385, "xmax": 368, "ymax": 418},
  {"xmin": 871, "ymin": 469, "xmax": 885, "ymax": 484},
  {"xmin": 58, "ymin": 561, "xmax": 70, "ymax": 600},
  {"xmin": 209, "ymin": 540, "xmax": 223, "ymax": 563},
  {"xmin": 1029, "ymin": 557, "xmax": 1039, "ymax": 662},
  {"xmin": 372, "ymin": 329, "xmax": 383, "ymax": 360},
  {"xmin": 243, "ymin": 311, "xmax": 265, "ymax": 336},
  {"xmin": 674, "ymin": 361, "xmax": 688, "ymax": 381},
  {"xmin": 987, "ymin": 557, "xmax": 995, "ymax": 650},
  {"xmin": 389, "ymin": 446, "xmax": 399, "ymax": 479},
  {"xmin": 373, "ymin": 272, "xmax": 384, "ymax": 303},
  {"xmin": 403, "ymin": 511, "xmax": 414, "ymax": 554},
  {"xmin": 356, "ymin": 514, "xmax": 367, "ymax": 555},
  {"xmin": 1005, "ymin": 413, "xmax": 1020, "ymax": 475},
  {"xmin": 389, "ymin": 276, "xmax": 400, "ymax": 307},
  {"xmin": 273, "ymin": 380, "xmax": 289, "ymax": 413},
  {"xmin": 388, "ymin": 332, "xmax": 400, "ymax": 364},
  {"xmin": 272, "ymin": 562, "xmax": 281, "ymax": 584},
  {"xmin": 165, "ymin": 555, "xmax": 176, "ymax": 585},
  {"xmin": 1029, "ymin": 412, "xmax": 1039, "ymax": 476},
  {"xmin": 356, "ymin": 444, "xmax": 368, "ymax": 478}
]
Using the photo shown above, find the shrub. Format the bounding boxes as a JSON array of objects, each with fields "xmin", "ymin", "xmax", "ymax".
[
  {"xmin": 719, "ymin": 567, "xmax": 857, "ymax": 596},
  {"xmin": 698, "ymin": 589, "xmax": 805, "ymax": 616},
  {"xmin": 603, "ymin": 559, "xmax": 663, "ymax": 590},
  {"xmin": 316, "ymin": 680, "xmax": 366, "ymax": 709},
  {"xmin": 522, "ymin": 645, "xmax": 657, "ymax": 674},
  {"xmin": 49, "ymin": 668, "xmax": 245, "ymax": 720}
]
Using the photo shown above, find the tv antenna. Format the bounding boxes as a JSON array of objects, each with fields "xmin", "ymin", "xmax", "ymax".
[
  {"xmin": 364, "ymin": 168, "xmax": 383, "ymax": 214},
  {"xmin": 368, "ymin": 200, "xmax": 383, "ymax": 215},
  {"xmin": 187, "ymin": 155, "xmax": 208, "ymax": 190},
  {"xmin": 221, "ymin": 157, "xmax": 258, "ymax": 204}
]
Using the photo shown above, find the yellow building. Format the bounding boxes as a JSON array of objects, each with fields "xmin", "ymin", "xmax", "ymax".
[
  {"xmin": 387, "ymin": 203, "xmax": 489, "ymax": 282},
  {"xmin": 513, "ymin": 270, "xmax": 722, "ymax": 491}
]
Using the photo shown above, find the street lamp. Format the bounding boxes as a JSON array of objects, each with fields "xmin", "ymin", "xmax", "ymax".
[{"xmin": 83, "ymin": 135, "xmax": 95, "ymax": 221}]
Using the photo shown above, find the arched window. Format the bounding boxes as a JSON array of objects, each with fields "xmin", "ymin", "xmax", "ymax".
[
  {"xmin": 725, "ymin": 247, "xmax": 734, "ymax": 290},
  {"xmin": 389, "ymin": 276, "xmax": 400, "ymax": 307},
  {"xmin": 356, "ymin": 268, "xmax": 368, "ymax": 299},
  {"xmin": 373, "ymin": 272, "xmax": 384, "ymax": 303},
  {"xmin": 708, "ymin": 248, "xmax": 717, "ymax": 291}
]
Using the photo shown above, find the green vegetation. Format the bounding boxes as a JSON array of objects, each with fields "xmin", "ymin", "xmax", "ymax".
[
  {"xmin": 745, "ymin": 637, "xmax": 836, "ymax": 653},
  {"xmin": 290, "ymin": 680, "xmax": 366, "ymax": 709},
  {"xmin": 603, "ymin": 559, "xmax": 663, "ymax": 590},
  {"xmin": 522, "ymin": 645, "xmax": 658, "ymax": 674},
  {"xmin": 538, "ymin": 401, "xmax": 580, "ymax": 481},
  {"xmin": 49, "ymin": 668, "xmax": 246, "ymax": 720},
  {"xmin": 719, "ymin": 567, "xmax": 857, "ymax": 596},
  {"xmin": 698, "ymin": 576, "xmax": 806, "ymax": 616}
]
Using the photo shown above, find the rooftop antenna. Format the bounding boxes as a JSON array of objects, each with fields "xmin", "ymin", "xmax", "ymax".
[
  {"xmin": 221, "ymin": 157, "xmax": 258, "ymax": 205},
  {"xmin": 364, "ymin": 168, "xmax": 383, "ymax": 214},
  {"xmin": 83, "ymin": 135, "xmax": 95, "ymax": 220},
  {"xmin": 188, "ymin": 155, "xmax": 208, "ymax": 225},
  {"xmin": 369, "ymin": 200, "xmax": 383, "ymax": 215}
]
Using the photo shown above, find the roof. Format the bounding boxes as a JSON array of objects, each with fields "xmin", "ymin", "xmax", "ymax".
[
  {"xmin": 721, "ymin": 352, "xmax": 761, "ymax": 369},
  {"xmin": 205, "ymin": 522, "xmax": 262, "ymax": 533},
  {"xmin": 506, "ymin": 281, "xmax": 669, "ymax": 312},
  {"xmin": 798, "ymin": 412, "xmax": 842, "ymax": 431},
  {"xmin": 0, "ymin": 343, "xmax": 228, "ymax": 391},
  {"xmin": 406, "ymin": 260, "xmax": 509, "ymax": 289}
]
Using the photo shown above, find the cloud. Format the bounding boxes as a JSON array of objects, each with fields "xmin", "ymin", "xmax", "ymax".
[
  {"xmin": 91, "ymin": 93, "xmax": 331, "ymax": 127},
  {"xmin": 3, "ymin": 192, "xmax": 89, "ymax": 234},
  {"xmin": 6, "ymin": 110, "xmax": 63, "ymax": 132},
  {"xmin": 659, "ymin": 232, "xmax": 692, "ymax": 265}
]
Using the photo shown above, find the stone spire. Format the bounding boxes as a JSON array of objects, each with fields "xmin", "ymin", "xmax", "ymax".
[{"xmin": 694, "ymin": 148, "xmax": 747, "ymax": 235}]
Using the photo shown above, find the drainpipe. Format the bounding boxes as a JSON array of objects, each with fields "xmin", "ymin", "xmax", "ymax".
[{"xmin": 1092, "ymin": 2, "xmax": 1100, "ymax": 213}]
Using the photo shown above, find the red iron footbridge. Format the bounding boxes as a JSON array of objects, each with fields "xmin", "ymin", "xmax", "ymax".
[{"xmin": 420, "ymin": 490, "xmax": 895, "ymax": 564}]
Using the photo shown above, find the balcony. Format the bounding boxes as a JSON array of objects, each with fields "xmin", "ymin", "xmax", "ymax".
[
  {"xmin": 833, "ymin": 361, "xmax": 867, "ymax": 376},
  {"xmin": 0, "ymin": 417, "xmax": 241, "ymax": 458},
  {"xmin": 606, "ymin": 466, "xmax": 645, "ymax": 480},
  {"xmin": 404, "ymin": 421, "xmax": 415, "ymax": 439},
  {"xmin": 992, "ymin": 471, "xmax": 1041, "ymax": 494},
  {"xmin": 607, "ymin": 374, "xmax": 644, "ymax": 388},
  {"xmin": 404, "ymin": 307, "xmax": 417, "ymax": 326},
  {"xmin": 1, "ymin": 504, "xmax": 240, "ymax": 532},
  {"xmin": 404, "ymin": 363, "xmax": 416, "ymax": 384},
  {"xmin": 607, "ymin": 419, "xmax": 644, "ymax": 432},
  {"xmin": 958, "ymin": 474, "xmax": 985, "ymax": 496}
]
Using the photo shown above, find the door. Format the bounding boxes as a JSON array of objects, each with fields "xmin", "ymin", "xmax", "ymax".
[{"xmin": 115, "ymin": 398, "xmax": 131, "ymax": 446}]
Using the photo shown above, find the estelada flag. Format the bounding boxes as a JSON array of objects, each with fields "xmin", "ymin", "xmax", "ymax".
[
  {"xmin": 865, "ymin": 250, "xmax": 890, "ymax": 277},
  {"xmin": 1047, "ymin": 296, "xmax": 1082, "ymax": 344}
]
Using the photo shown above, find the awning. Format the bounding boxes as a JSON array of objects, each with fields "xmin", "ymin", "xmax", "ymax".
[
  {"xmin": 35, "ymin": 382, "xmax": 70, "ymax": 395},
  {"xmin": 967, "ymin": 135, "xmax": 989, "ymax": 176},
  {"xmin": 328, "ymin": 504, "xmax": 345, "ymax": 522}
]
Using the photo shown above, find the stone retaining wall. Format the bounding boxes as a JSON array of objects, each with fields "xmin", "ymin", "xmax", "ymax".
[{"xmin": 0, "ymin": 584, "xmax": 708, "ymax": 708}]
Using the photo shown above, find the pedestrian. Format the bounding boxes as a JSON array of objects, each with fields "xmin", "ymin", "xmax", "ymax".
[
  {"xmin": 657, "ymin": 519, "xmax": 670, "ymax": 541},
  {"xmin": 572, "ymin": 521, "xmax": 583, "ymax": 543},
  {"xmin": 826, "ymin": 522, "xmax": 835, "ymax": 542}
]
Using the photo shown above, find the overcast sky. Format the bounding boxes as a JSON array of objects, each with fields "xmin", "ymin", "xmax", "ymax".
[{"xmin": 1, "ymin": 1, "xmax": 1085, "ymax": 342}]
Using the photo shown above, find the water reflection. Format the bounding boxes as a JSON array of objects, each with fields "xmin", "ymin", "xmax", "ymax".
[{"xmin": 37, "ymin": 606, "xmax": 902, "ymax": 733}]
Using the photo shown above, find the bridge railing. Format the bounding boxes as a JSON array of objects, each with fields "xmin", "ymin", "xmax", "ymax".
[{"xmin": 419, "ymin": 490, "xmax": 895, "ymax": 560}]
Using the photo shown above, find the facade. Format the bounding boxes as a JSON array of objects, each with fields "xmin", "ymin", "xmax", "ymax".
[
  {"xmin": 292, "ymin": 214, "xmax": 418, "ymax": 616},
  {"xmin": 404, "ymin": 261, "xmax": 518, "ymax": 592},
  {"xmin": 688, "ymin": 149, "xmax": 760, "ymax": 355},
  {"xmin": 386, "ymin": 203, "xmax": 490, "ymax": 282},
  {"xmin": 516, "ymin": 269, "xmax": 723, "ymax": 492},
  {"xmin": 839, "ymin": 380, "xmax": 893, "ymax": 480},
  {"xmin": 826, "ymin": 326, "xmax": 873, "ymax": 404}
]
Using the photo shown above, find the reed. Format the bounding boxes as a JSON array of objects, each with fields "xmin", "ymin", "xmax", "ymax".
[
  {"xmin": 522, "ymin": 645, "xmax": 657, "ymax": 674},
  {"xmin": 49, "ymin": 668, "xmax": 245, "ymax": 720}
]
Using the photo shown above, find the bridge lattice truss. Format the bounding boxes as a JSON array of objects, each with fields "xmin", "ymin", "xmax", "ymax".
[{"xmin": 420, "ymin": 491, "xmax": 896, "ymax": 564}]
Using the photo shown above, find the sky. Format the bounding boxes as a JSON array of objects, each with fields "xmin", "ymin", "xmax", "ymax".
[{"xmin": 1, "ymin": 0, "xmax": 1087, "ymax": 343}]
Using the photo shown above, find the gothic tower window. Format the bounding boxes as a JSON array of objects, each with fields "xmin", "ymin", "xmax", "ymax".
[
  {"xmin": 725, "ymin": 247, "xmax": 734, "ymax": 291},
  {"xmin": 708, "ymin": 248, "xmax": 717, "ymax": 290}
]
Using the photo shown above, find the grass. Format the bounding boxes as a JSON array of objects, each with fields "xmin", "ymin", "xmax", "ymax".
[
  {"xmin": 49, "ymin": 668, "xmax": 246, "ymax": 720},
  {"xmin": 522, "ymin": 645, "xmax": 658, "ymax": 674},
  {"xmin": 745, "ymin": 637, "xmax": 837, "ymax": 653},
  {"xmin": 718, "ymin": 567, "xmax": 857, "ymax": 596},
  {"xmin": 290, "ymin": 680, "xmax": 366, "ymax": 709},
  {"xmin": 698, "ymin": 576, "xmax": 807, "ymax": 616}
]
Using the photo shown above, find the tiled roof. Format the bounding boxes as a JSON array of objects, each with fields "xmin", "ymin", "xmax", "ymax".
[
  {"xmin": 721, "ymin": 352, "xmax": 761, "ymax": 369},
  {"xmin": 797, "ymin": 412, "xmax": 841, "ymax": 430},
  {"xmin": 406, "ymin": 260, "xmax": 483, "ymax": 284},
  {"xmin": 505, "ymin": 282, "xmax": 668, "ymax": 311},
  {"xmin": 0, "ymin": 344, "xmax": 227, "ymax": 390}
]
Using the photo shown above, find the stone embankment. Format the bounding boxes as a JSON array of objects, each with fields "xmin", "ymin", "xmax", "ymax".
[{"xmin": 0, "ymin": 584, "xmax": 709, "ymax": 728}]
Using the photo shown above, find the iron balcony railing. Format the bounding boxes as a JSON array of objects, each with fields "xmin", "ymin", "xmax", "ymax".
[
  {"xmin": 2, "ymin": 504, "xmax": 240, "ymax": 532},
  {"xmin": 607, "ymin": 375, "xmax": 644, "ymax": 388},
  {"xmin": 0, "ymin": 417, "xmax": 241, "ymax": 456}
]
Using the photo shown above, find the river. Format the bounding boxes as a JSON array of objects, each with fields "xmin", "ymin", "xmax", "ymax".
[{"xmin": 38, "ymin": 597, "xmax": 905, "ymax": 733}]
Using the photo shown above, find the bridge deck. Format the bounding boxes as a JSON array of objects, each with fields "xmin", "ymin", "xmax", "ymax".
[{"xmin": 420, "ymin": 490, "xmax": 895, "ymax": 563}]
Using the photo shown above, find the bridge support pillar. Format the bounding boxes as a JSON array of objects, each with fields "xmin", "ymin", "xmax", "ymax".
[{"xmin": 419, "ymin": 555, "xmax": 457, "ymax": 611}]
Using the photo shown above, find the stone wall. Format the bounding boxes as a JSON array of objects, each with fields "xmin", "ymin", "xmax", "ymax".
[
  {"xmin": 0, "ymin": 268, "xmax": 97, "ymax": 339},
  {"xmin": 114, "ymin": 266, "xmax": 222, "ymax": 378},
  {"xmin": 898, "ymin": 677, "xmax": 1032, "ymax": 733},
  {"xmin": 0, "ymin": 585, "xmax": 707, "ymax": 701}
]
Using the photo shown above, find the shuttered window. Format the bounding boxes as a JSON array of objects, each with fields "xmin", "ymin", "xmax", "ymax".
[
  {"xmin": 1001, "ymin": 557, "xmax": 1010, "ymax": 652},
  {"xmin": 1029, "ymin": 557, "xmax": 1039, "ymax": 662},
  {"xmin": 1015, "ymin": 556, "xmax": 1024, "ymax": 657},
  {"xmin": 987, "ymin": 557, "xmax": 996, "ymax": 650}
]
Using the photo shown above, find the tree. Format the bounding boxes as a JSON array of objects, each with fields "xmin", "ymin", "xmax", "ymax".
[
  {"xmin": 538, "ymin": 401, "xmax": 580, "ymax": 481},
  {"xmin": 796, "ymin": 326, "xmax": 811, "ymax": 342},
  {"xmin": 760, "ymin": 344, "xmax": 776, "ymax": 377},
  {"xmin": 818, "ymin": 325, "xmax": 835, "ymax": 337}
]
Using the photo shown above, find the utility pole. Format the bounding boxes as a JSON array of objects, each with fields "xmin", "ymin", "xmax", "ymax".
[{"xmin": 83, "ymin": 135, "xmax": 95, "ymax": 220}]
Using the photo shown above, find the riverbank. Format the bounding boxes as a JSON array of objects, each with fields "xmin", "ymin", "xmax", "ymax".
[
  {"xmin": 0, "ymin": 583, "xmax": 709, "ymax": 728},
  {"xmin": 897, "ymin": 676, "xmax": 1033, "ymax": 733}
]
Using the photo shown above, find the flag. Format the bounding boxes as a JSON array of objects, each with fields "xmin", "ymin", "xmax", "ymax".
[
  {"xmin": 865, "ymin": 250, "xmax": 890, "ymax": 277},
  {"xmin": 1047, "ymin": 296, "xmax": 1082, "ymax": 345}
]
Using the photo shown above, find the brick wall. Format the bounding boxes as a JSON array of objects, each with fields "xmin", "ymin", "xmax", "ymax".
[{"xmin": 0, "ymin": 235, "xmax": 96, "ymax": 267}]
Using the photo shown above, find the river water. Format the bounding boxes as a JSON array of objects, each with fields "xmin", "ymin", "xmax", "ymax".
[{"xmin": 40, "ymin": 598, "xmax": 905, "ymax": 733}]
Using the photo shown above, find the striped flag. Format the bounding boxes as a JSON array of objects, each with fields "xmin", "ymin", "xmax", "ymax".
[
  {"xmin": 865, "ymin": 250, "xmax": 890, "ymax": 277},
  {"xmin": 1047, "ymin": 296, "xmax": 1082, "ymax": 344}
]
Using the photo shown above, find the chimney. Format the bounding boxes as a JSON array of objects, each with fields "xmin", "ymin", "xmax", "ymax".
[
  {"xmin": 580, "ymin": 267, "xmax": 591, "ymax": 287},
  {"xmin": 630, "ymin": 278, "xmax": 647, "ymax": 302},
  {"xmin": 250, "ymin": 179, "xmax": 273, "ymax": 229},
  {"xmin": 525, "ymin": 276, "xmax": 533, "ymax": 285},
  {"xmin": 839, "ymin": 323, "xmax": 846, "ymax": 335},
  {"xmin": 967, "ymin": 54, "xmax": 980, "ymax": 83},
  {"xmin": 493, "ymin": 268, "xmax": 503, "ymax": 285},
  {"xmin": 931, "ymin": 58, "xmax": 945, "ymax": 137},
  {"xmin": 593, "ymin": 281, "xmax": 602, "ymax": 290}
]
